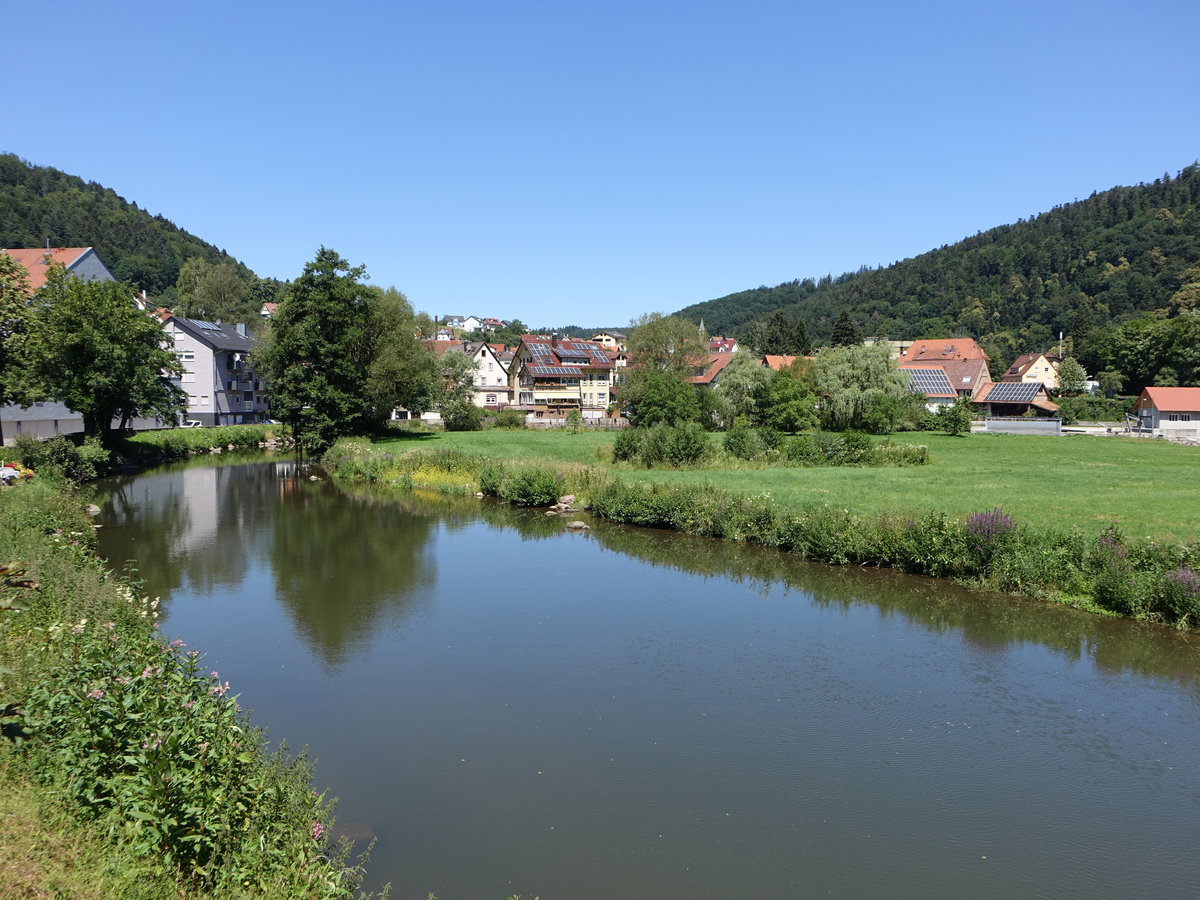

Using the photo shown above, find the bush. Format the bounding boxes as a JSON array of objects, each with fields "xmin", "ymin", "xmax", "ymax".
[
  {"xmin": 664, "ymin": 422, "xmax": 711, "ymax": 467},
  {"xmin": 841, "ymin": 431, "xmax": 875, "ymax": 464},
  {"xmin": 13, "ymin": 434, "xmax": 111, "ymax": 483},
  {"xmin": 479, "ymin": 462, "xmax": 506, "ymax": 497},
  {"xmin": 489, "ymin": 409, "xmax": 527, "ymax": 429},
  {"xmin": 724, "ymin": 425, "xmax": 766, "ymax": 460},
  {"xmin": 441, "ymin": 401, "xmax": 484, "ymax": 432},
  {"xmin": 611, "ymin": 427, "xmax": 641, "ymax": 462},
  {"xmin": 501, "ymin": 466, "xmax": 559, "ymax": 506},
  {"xmin": 784, "ymin": 434, "xmax": 820, "ymax": 464}
]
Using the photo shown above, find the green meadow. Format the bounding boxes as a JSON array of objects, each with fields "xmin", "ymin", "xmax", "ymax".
[{"xmin": 374, "ymin": 429, "xmax": 1200, "ymax": 543}]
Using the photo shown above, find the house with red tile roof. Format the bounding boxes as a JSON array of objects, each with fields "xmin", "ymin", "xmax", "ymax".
[
  {"xmin": 2, "ymin": 247, "xmax": 113, "ymax": 292},
  {"xmin": 510, "ymin": 334, "xmax": 613, "ymax": 418},
  {"xmin": 902, "ymin": 366, "xmax": 958, "ymax": 409},
  {"xmin": 709, "ymin": 336, "xmax": 738, "ymax": 354},
  {"xmin": 900, "ymin": 355, "xmax": 991, "ymax": 398},
  {"xmin": 687, "ymin": 353, "xmax": 737, "ymax": 387},
  {"xmin": 1001, "ymin": 351, "xmax": 1060, "ymax": 389},
  {"xmin": 1132, "ymin": 387, "xmax": 1200, "ymax": 436},
  {"xmin": 899, "ymin": 337, "xmax": 990, "ymax": 365}
]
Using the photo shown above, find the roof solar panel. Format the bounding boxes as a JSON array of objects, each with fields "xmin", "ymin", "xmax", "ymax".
[
  {"xmin": 904, "ymin": 368, "xmax": 955, "ymax": 396},
  {"xmin": 986, "ymin": 382, "xmax": 1040, "ymax": 403}
]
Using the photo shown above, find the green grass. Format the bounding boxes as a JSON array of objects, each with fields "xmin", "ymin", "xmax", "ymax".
[{"xmin": 374, "ymin": 429, "xmax": 1200, "ymax": 543}]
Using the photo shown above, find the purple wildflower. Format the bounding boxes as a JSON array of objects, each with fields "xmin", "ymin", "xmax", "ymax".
[
  {"xmin": 311, "ymin": 822, "xmax": 327, "ymax": 841},
  {"xmin": 86, "ymin": 689, "xmax": 104, "ymax": 700},
  {"xmin": 965, "ymin": 507, "xmax": 1015, "ymax": 544},
  {"xmin": 1166, "ymin": 567, "xmax": 1200, "ymax": 599}
]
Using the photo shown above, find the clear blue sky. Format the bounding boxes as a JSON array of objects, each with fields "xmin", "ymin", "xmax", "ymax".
[{"xmin": 9, "ymin": 0, "xmax": 1199, "ymax": 328}]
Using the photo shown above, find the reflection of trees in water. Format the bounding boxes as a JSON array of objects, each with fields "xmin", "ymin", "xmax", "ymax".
[
  {"xmin": 270, "ymin": 477, "xmax": 439, "ymax": 671},
  {"xmin": 586, "ymin": 518, "xmax": 1200, "ymax": 691},
  {"xmin": 100, "ymin": 457, "xmax": 281, "ymax": 607}
]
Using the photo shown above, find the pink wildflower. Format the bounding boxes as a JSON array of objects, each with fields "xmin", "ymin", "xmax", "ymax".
[
  {"xmin": 86, "ymin": 689, "xmax": 104, "ymax": 700},
  {"xmin": 311, "ymin": 822, "xmax": 326, "ymax": 841}
]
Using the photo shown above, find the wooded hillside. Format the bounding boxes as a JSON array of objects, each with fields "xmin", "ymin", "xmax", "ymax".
[{"xmin": 677, "ymin": 165, "xmax": 1200, "ymax": 371}]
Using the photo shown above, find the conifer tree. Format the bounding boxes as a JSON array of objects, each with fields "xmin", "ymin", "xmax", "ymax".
[{"xmin": 831, "ymin": 309, "xmax": 862, "ymax": 347}]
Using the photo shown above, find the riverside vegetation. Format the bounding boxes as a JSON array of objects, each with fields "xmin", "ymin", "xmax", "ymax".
[
  {"xmin": 323, "ymin": 430, "xmax": 1200, "ymax": 629},
  {"xmin": 0, "ymin": 463, "xmax": 379, "ymax": 897}
]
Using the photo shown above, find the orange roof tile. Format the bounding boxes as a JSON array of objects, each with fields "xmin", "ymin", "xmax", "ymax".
[
  {"xmin": 900, "ymin": 337, "xmax": 990, "ymax": 362},
  {"xmin": 687, "ymin": 353, "xmax": 737, "ymax": 385},
  {"xmin": 1136, "ymin": 386, "xmax": 1200, "ymax": 412},
  {"xmin": 2, "ymin": 247, "xmax": 92, "ymax": 291}
]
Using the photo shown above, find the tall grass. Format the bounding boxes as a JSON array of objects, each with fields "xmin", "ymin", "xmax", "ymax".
[{"xmin": 0, "ymin": 477, "xmax": 378, "ymax": 898}]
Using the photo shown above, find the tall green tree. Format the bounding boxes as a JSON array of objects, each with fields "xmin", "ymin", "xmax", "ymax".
[
  {"xmin": 1056, "ymin": 357, "xmax": 1088, "ymax": 395},
  {"xmin": 364, "ymin": 286, "xmax": 440, "ymax": 420},
  {"xmin": 22, "ymin": 267, "xmax": 184, "ymax": 445},
  {"xmin": 627, "ymin": 312, "xmax": 708, "ymax": 375},
  {"xmin": 259, "ymin": 248, "xmax": 376, "ymax": 452},
  {"xmin": 0, "ymin": 253, "xmax": 34, "ymax": 444},
  {"xmin": 619, "ymin": 369, "xmax": 702, "ymax": 427},
  {"xmin": 751, "ymin": 367, "xmax": 817, "ymax": 433},
  {"xmin": 748, "ymin": 308, "xmax": 811, "ymax": 355},
  {"xmin": 830, "ymin": 309, "xmax": 862, "ymax": 348}
]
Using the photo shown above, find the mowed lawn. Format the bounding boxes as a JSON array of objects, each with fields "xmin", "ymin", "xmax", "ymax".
[{"xmin": 375, "ymin": 429, "xmax": 1200, "ymax": 543}]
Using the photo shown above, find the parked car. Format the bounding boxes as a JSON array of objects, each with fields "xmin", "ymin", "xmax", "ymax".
[{"xmin": 180, "ymin": 420, "xmax": 203, "ymax": 428}]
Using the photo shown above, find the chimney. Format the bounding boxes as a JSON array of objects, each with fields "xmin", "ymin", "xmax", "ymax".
[{"xmin": 551, "ymin": 333, "xmax": 560, "ymax": 348}]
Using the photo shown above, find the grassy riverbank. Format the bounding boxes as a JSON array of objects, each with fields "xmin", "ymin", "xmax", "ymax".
[
  {"xmin": 390, "ymin": 428, "xmax": 1200, "ymax": 542},
  {"xmin": 0, "ymin": 475, "xmax": 375, "ymax": 899},
  {"xmin": 325, "ymin": 431, "xmax": 1200, "ymax": 627}
]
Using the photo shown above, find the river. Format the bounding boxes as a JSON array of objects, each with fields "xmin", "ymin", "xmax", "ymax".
[{"xmin": 95, "ymin": 457, "xmax": 1200, "ymax": 898}]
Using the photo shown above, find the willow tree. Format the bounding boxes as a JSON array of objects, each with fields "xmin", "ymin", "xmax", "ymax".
[{"xmin": 813, "ymin": 344, "xmax": 908, "ymax": 432}]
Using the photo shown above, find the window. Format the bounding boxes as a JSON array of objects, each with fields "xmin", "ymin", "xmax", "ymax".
[
  {"xmin": 243, "ymin": 391, "xmax": 253, "ymax": 402},
  {"xmin": 488, "ymin": 362, "xmax": 494, "ymax": 372},
  {"xmin": 200, "ymin": 394, "xmax": 210, "ymax": 406},
  {"xmin": 486, "ymin": 394, "xmax": 497, "ymax": 404},
  {"xmin": 182, "ymin": 372, "xmax": 195, "ymax": 383},
  {"xmin": 1168, "ymin": 413, "xmax": 1192, "ymax": 422},
  {"xmin": 178, "ymin": 350, "xmax": 195, "ymax": 361}
]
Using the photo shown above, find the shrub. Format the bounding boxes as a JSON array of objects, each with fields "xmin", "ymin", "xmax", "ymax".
[
  {"xmin": 841, "ymin": 431, "xmax": 875, "ymax": 464},
  {"xmin": 784, "ymin": 434, "xmax": 820, "ymax": 465},
  {"xmin": 13, "ymin": 434, "xmax": 110, "ymax": 483},
  {"xmin": 636, "ymin": 423, "xmax": 672, "ymax": 468},
  {"xmin": 611, "ymin": 427, "xmax": 641, "ymax": 462},
  {"xmin": 1159, "ymin": 567, "xmax": 1200, "ymax": 622},
  {"xmin": 812, "ymin": 431, "xmax": 847, "ymax": 464},
  {"xmin": 664, "ymin": 422, "xmax": 711, "ymax": 467},
  {"xmin": 724, "ymin": 425, "xmax": 765, "ymax": 460},
  {"xmin": 442, "ymin": 401, "xmax": 484, "ymax": 432},
  {"xmin": 501, "ymin": 466, "xmax": 559, "ymax": 506},
  {"xmin": 489, "ymin": 409, "xmax": 527, "ymax": 429},
  {"xmin": 478, "ymin": 462, "xmax": 506, "ymax": 497}
]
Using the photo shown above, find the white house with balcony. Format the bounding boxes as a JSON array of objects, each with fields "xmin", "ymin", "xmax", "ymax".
[{"xmin": 163, "ymin": 317, "xmax": 269, "ymax": 426}]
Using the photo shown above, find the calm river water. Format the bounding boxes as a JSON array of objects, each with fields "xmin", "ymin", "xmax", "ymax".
[{"xmin": 96, "ymin": 457, "xmax": 1200, "ymax": 899}]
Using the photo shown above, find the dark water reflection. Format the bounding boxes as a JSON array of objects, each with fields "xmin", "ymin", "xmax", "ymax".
[{"xmin": 97, "ymin": 458, "xmax": 1200, "ymax": 899}]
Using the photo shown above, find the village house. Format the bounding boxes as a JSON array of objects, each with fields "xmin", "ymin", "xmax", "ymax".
[
  {"xmin": 510, "ymin": 334, "xmax": 614, "ymax": 419},
  {"xmin": 899, "ymin": 337, "xmax": 990, "ymax": 366},
  {"xmin": 709, "ymin": 336, "xmax": 739, "ymax": 354},
  {"xmin": 1001, "ymin": 351, "xmax": 1061, "ymax": 389},
  {"xmin": 687, "ymin": 353, "xmax": 737, "ymax": 388},
  {"xmin": 899, "ymin": 356, "xmax": 992, "ymax": 398},
  {"xmin": 590, "ymin": 330, "xmax": 627, "ymax": 351},
  {"xmin": 1132, "ymin": 387, "xmax": 1200, "ymax": 438},
  {"xmin": 163, "ymin": 317, "xmax": 269, "ymax": 426},
  {"xmin": 2, "ymin": 246, "xmax": 114, "ymax": 290},
  {"xmin": 462, "ymin": 341, "xmax": 512, "ymax": 407}
]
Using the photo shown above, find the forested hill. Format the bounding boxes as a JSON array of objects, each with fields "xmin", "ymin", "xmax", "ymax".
[
  {"xmin": 676, "ymin": 164, "xmax": 1200, "ymax": 357},
  {"xmin": 0, "ymin": 153, "xmax": 257, "ymax": 300}
]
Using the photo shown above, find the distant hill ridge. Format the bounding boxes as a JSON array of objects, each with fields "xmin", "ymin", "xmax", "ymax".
[{"xmin": 675, "ymin": 164, "xmax": 1200, "ymax": 357}]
